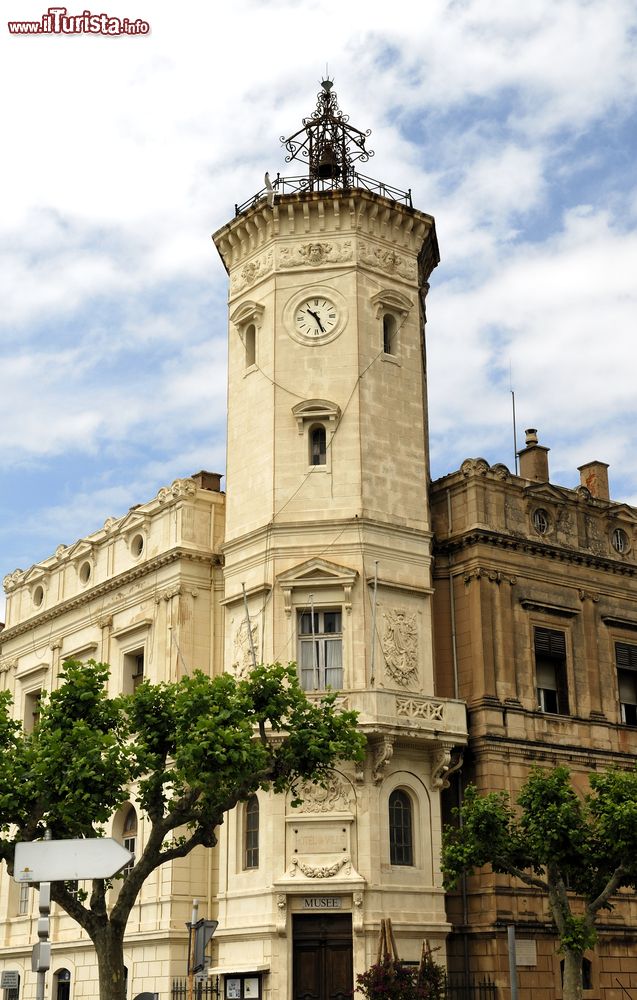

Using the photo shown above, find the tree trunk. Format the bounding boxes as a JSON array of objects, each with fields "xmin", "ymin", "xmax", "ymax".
[
  {"xmin": 562, "ymin": 948, "xmax": 583, "ymax": 1000},
  {"xmin": 93, "ymin": 923, "xmax": 127, "ymax": 1000}
]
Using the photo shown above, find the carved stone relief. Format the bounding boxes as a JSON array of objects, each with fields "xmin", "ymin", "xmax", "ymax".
[
  {"xmin": 230, "ymin": 250, "xmax": 274, "ymax": 294},
  {"xmin": 294, "ymin": 772, "xmax": 354, "ymax": 814},
  {"xmin": 359, "ymin": 240, "xmax": 416, "ymax": 280},
  {"xmin": 585, "ymin": 515, "xmax": 605, "ymax": 556},
  {"xmin": 289, "ymin": 857, "xmax": 351, "ymax": 878},
  {"xmin": 381, "ymin": 608, "xmax": 419, "ymax": 687},
  {"xmin": 231, "ymin": 618, "xmax": 258, "ymax": 678},
  {"xmin": 555, "ymin": 507, "xmax": 575, "ymax": 545},
  {"xmin": 505, "ymin": 501, "xmax": 526, "ymax": 537},
  {"xmin": 279, "ymin": 241, "xmax": 352, "ymax": 269}
]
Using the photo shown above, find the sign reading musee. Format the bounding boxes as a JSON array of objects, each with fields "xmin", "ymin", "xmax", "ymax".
[
  {"xmin": 303, "ymin": 896, "xmax": 342, "ymax": 909},
  {"xmin": 14, "ymin": 838, "xmax": 133, "ymax": 882}
]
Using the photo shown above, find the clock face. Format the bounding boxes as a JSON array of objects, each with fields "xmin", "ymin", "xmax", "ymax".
[{"xmin": 294, "ymin": 296, "xmax": 338, "ymax": 339}]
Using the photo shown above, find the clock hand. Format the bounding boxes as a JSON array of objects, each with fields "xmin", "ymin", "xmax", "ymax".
[{"xmin": 306, "ymin": 308, "xmax": 325, "ymax": 333}]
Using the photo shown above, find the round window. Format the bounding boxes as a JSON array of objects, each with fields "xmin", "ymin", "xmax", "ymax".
[
  {"xmin": 33, "ymin": 585, "xmax": 44, "ymax": 607},
  {"xmin": 611, "ymin": 527, "xmax": 629, "ymax": 554},
  {"xmin": 131, "ymin": 534, "xmax": 144, "ymax": 558},
  {"xmin": 79, "ymin": 561, "xmax": 92, "ymax": 584},
  {"xmin": 533, "ymin": 508, "xmax": 550, "ymax": 535}
]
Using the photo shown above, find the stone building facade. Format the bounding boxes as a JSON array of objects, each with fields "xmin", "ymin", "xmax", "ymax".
[
  {"xmin": 0, "ymin": 472, "xmax": 225, "ymax": 998},
  {"xmin": 431, "ymin": 430, "xmax": 637, "ymax": 999},
  {"xmin": 0, "ymin": 83, "xmax": 469, "ymax": 1000}
]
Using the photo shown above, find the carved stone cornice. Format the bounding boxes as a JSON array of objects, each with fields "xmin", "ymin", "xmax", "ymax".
[
  {"xmin": 519, "ymin": 599, "xmax": 580, "ymax": 618},
  {"xmin": 435, "ymin": 529, "xmax": 637, "ymax": 579},
  {"xmin": 464, "ymin": 568, "xmax": 517, "ymax": 587},
  {"xmin": 0, "ymin": 549, "xmax": 216, "ymax": 645}
]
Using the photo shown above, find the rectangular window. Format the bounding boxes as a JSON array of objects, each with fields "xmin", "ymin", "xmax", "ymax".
[
  {"xmin": 122, "ymin": 836, "xmax": 136, "ymax": 879},
  {"xmin": 18, "ymin": 881, "xmax": 30, "ymax": 915},
  {"xmin": 123, "ymin": 649, "xmax": 145, "ymax": 695},
  {"xmin": 616, "ymin": 642, "xmax": 637, "ymax": 726},
  {"xmin": 24, "ymin": 690, "xmax": 42, "ymax": 733},
  {"xmin": 534, "ymin": 627, "xmax": 568, "ymax": 714},
  {"xmin": 298, "ymin": 609, "xmax": 343, "ymax": 691}
]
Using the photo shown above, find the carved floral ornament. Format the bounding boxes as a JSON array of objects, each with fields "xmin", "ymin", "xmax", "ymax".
[
  {"xmin": 290, "ymin": 857, "xmax": 351, "ymax": 879},
  {"xmin": 359, "ymin": 240, "xmax": 416, "ymax": 280},
  {"xmin": 230, "ymin": 250, "xmax": 274, "ymax": 294}
]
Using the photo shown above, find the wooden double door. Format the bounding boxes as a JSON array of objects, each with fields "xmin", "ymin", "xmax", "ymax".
[{"xmin": 292, "ymin": 914, "xmax": 353, "ymax": 1000}]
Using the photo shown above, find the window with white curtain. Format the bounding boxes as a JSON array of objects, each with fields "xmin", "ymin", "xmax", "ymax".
[{"xmin": 298, "ymin": 609, "xmax": 342, "ymax": 691}]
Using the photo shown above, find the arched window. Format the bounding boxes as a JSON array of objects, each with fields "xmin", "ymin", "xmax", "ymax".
[
  {"xmin": 55, "ymin": 968, "xmax": 71, "ymax": 1000},
  {"xmin": 389, "ymin": 789, "xmax": 413, "ymax": 866},
  {"xmin": 383, "ymin": 313, "xmax": 397, "ymax": 355},
  {"xmin": 244, "ymin": 795, "xmax": 259, "ymax": 869},
  {"xmin": 310, "ymin": 425, "xmax": 327, "ymax": 466},
  {"xmin": 122, "ymin": 806, "xmax": 137, "ymax": 878},
  {"xmin": 245, "ymin": 323, "xmax": 256, "ymax": 368},
  {"xmin": 560, "ymin": 957, "xmax": 592, "ymax": 990}
]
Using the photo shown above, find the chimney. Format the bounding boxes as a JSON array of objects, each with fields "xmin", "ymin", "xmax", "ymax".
[
  {"xmin": 191, "ymin": 470, "xmax": 223, "ymax": 492},
  {"xmin": 578, "ymin": 460, "xmax": 610, "ymax": 501},
  {"xmin": 518, "ymin": 428, "xmax": 550, "ymax": 483}
]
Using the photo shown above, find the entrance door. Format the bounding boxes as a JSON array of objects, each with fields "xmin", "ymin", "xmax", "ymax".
[{"xmin": 292, "ymin": 914, "xmax": 353, "ymax": 1000}]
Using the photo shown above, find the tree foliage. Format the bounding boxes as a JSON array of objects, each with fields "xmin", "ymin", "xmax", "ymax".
[
  {"xmin": 0, "ymin": 659, "xmax": 366, "ymax": 1000},
  {"xmin": 442, "ymin": 766, "xmax": 637, "ymax": 1000}
]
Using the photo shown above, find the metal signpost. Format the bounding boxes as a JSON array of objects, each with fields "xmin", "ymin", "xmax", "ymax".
[{"xmin": 14, "ymin": 834, "xmax": 133, "ymax": 1000}]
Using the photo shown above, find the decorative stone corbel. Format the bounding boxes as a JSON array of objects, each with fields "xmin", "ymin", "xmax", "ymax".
[
  {"xmin": 276, "ymin": 893, "xmax": 287, "ymax": 936},
  {"xmin": 431, "ymin": 747, "xmax": 463, "ymax": 790},
  {"xmin": 353, "ymin": 891, "xmax": 364, "ymax": 935},
  {"xmin": 372, "ymin": 737, "xmax": 394, "ymax": 784}
]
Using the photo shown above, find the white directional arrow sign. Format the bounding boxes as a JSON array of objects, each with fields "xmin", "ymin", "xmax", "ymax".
[{"xmin": 14, "ymin": 838, "xmax": 133, "ymax": 883}]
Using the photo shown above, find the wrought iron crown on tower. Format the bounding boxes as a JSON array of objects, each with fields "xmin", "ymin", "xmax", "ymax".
[
  {"xmin": 233, "ymin": 79, "xmax": 412, "ymax": 216},
  {"xmin": 280, "ymin": 79, "xmax": 374, "ymax": 190}
]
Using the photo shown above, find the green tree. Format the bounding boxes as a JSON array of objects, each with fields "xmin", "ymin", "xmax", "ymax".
[
  {"xmin": 0, "ymin": 659, "xmax": 365, "ymax": 1000},
  {"xmin": 442, "ymin": 766, "xmax": 637, "ymax": 1000}
]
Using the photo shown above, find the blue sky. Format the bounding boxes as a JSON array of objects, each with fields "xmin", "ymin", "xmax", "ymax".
[{"xmin": 1, "ymin": 0, "xmax": 637, "ymax": 621}]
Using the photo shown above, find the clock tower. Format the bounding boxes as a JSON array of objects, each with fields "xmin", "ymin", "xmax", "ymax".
[{"xmin": 212, "ymin": 81, "xmax": 466, "ymax": 999}]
